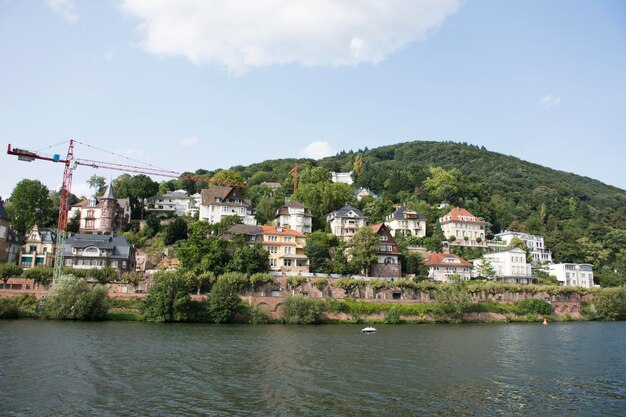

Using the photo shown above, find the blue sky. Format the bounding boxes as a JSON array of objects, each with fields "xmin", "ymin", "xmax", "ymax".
[{"xmin": 1, "ymin": 0, "xmax": 625, "ymax": 199}]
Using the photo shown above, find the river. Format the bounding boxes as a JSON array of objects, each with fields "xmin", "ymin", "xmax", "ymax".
[{"xmin": 1, "ymin": 321, "xmax": 625, "ymax": 416}]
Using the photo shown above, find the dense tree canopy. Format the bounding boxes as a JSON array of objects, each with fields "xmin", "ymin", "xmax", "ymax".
[{"xmin": 6, "ymin": 179, "xmax": 54, "ymax": 234}]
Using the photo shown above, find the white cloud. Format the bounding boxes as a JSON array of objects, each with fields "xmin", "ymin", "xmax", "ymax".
[
  {"xmin": 540, "ymin": 94, "xmax": 561, "ymax": 109},
  {"xmin": 299, "ymin": 141, "xmax": 336, "ymax": 159},
  {"xmin": 71, "ymin": 182, "xmax": 93, "ymax": 199},
  {"xmin": 46, "ymin": 0, "xmax": 79, "ymax": 24},
  {"xmin": 120, "ymin": 0, "xmax": 460, "ymax": 75},
  {"xmin": 177, "ymin": 137, "xmax": 199, "ymax": 148}
]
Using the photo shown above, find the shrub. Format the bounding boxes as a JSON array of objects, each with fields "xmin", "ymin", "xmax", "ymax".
[
  {"xmin": 0, "ymin": 297, "xmax": 20, "ymax": 319},
  {"xmin": 0, "ymin": 263, "xmax": 23, "ymax": 283},
  {"xmin": 513, "ymin": 299, "xmax": 553, "ymax": 316},
  {"xmin": 40, "ymin": 275, "xmax": 109, "ymax": 320},
  {"xmin": 209, "ymin": 275, "xmax": 245, "ymax": 323},
  {"xmin": 142, "ymin": 270, "xmax": 193, "ymax": 322},
  {"xmin": 248, "ymin": 304, "xmax": 272, "ymax": 324},
  {"xmin": 588, "ymin": 287, "xmax": 626, "ymax": 320},
  {"xmin": 22, "ymin": 266, "xmax": 53, "ymax": 285},
  {"xmin": 384, "ymin": 306, "xmax": 403, "ymax": 324},
  {"xmin": 87, "ymin": 266, "xmax": 117, "ymax": 284},
  {"xmin": 282, "ymin": 295, "xmax": 322, "ymax": 324}
]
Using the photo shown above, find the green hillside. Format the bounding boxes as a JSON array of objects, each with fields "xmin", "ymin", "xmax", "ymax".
[{"xmin": 165, "ymin": 140, "xmax": 626, "ymax": 286}]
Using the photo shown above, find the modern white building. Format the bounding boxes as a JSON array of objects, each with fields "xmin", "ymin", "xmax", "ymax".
[
  {"xmin": 476, "ymin": 248, "xmax": 535, "ymax": 284},
  {"xmin": 547, "ymin": 263, "xmax": 595, "ymax": 288},
  {"xmin": 331, "ymin": 171, "xmax": 353, "ymax": 185},
  {"xmin": 354, "ymin": 188, "xmax": 381, "ymax": 202},
  {"xmin": 421, "ymin": 253, "xmax": 472, "ymax": 282},
  {"xmin": 385, "ymin": 205, "xmax": 427, "ymax": 238},
  {"xmin": 327, "ymin": 205, "xmax": 367, "ymax": 242},
  {"xmin": 148, "ymin": 189, "xmax": 200, "ymax": 217},
  {"xmin": 199, "ymin": 186, "xmax": 256, "ymax": 226},
  {"xmin": 494, "ymin": 230, "xmax": 552, "ymax": 264},
  {"xmin": 275, "ymin": 200, "xmax": 313, "ymax": 234},
  {"xmin": 439, "ymin": 207, "xmax": 487, "ymax": 247}
]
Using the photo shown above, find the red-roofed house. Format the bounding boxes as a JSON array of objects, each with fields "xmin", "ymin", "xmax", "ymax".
[
  {"xmin": 261, "ymin": 226, "xmax": 309, "ymax": 272},
  {"xmin": 439, "ymin": 207, "xmax": 487, "ymax": 247},
  {"xmin": 421, "ymin": 253, "xmax": 472, "ymax": 282},
  {"xmin": 369, "ymin": 223, "xmax": 401, "ymax": 277}
]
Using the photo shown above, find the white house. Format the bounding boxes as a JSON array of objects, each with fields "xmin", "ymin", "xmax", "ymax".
[
  {"xmin": 476, "ymin": 248, "xmax": 535, "ymax": 284},
  {"xmin": 421, "ymin": 253, "xmax": 472, "ymax": 282},
  {"xmin": 327, "ymin": 205, "xmax": 367, "ymax": 242},
  {"xmin": 494, "ymin": 230, "xmax": 552, "ymax": 264},
  {"xmin": 547, "ymin": 263, "xmax": 595, "ymax": 288},
  {"xmin": 148, "ymin": 189, "xmax": 200, "ymax": 217},
  {"xmin": 354, "ymin": 188, "xmax": 381, "ymax": 202},
  {"xmin": 439, "ymin": 207, "xmax": 487, "ymax": 247},
  {"xmin": 199, "ymin": 186, "xmax": 256, "ymax": 225},
  {"xmin": 275, "ymin": 200, "xmax": 313, "ymax": 234},
  {"xmin": 331, "ymin": 171, "xmax": 353, "ymax": 185},
  {"xmin": 385, "ymin": 205, "xmax": 427, "ymax": 238}
]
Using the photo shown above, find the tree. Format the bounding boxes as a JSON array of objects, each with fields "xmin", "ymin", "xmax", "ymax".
[
  {"xmin": 209, "ymin": 274, "xmax": 245, "ymax": 323},
  {"xmin": 353, "ymin": 153, "xmax": 364, "ymax": 177},
  {"xmin": 113, "ymin": 174, "xmax": 159, "ymax": 220},
  {"xmin": 347, "ymin": 226, "xmax": 379, "ymax": 276},
  {"xmin": 293, "ymin": 182, "xmax": 355, "ymax": 230},
  {"xmin": 6, "ymin": 179, "xmax": 53, "ymax": 235},
  {"xmin": 423, "ymin": 167, "xmax": 460, "ymax": 203},
  {"xmin": 304, "ymin": 231, "xmax": 334, "ymax": 272},
  {"xmin": 164, "ymin": 218, "xmax": 188, "ymax": 245},
  {"xmin": 67, "ymin": 210, "xmax": 81, "ymax": 234},
  {"xmin": 40, "ymin": 275, "xmax": 109, "ymax": 320},
  {"xmin": 436, "ymin": 276, "xmax": 469, "ymax": 322},
  {"xmin": 0, "ymin": 263, "xmax": 23, "ymax": 288},
  {"xmin": 145, "ymin": 213, "xmax": 160, "ymax": 237},
  {"xmin": 87, "ymin": 175, "xmax": 107, "ymax": 195},
  {"xmin": 212, "ymin": 170, "xmax": 245, "ymax": 186},
  {"xmin": 142, "ymin": 270, "xmax": 192, "ymax": 322},
  {"xmin": 475, "ymin": 257, "xmax": 496, "ymax": 279}
]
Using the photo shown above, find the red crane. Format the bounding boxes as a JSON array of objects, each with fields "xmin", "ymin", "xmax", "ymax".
[{"xmin": 7, "ymin": 139, "xmax": 245, "ymax": 280}]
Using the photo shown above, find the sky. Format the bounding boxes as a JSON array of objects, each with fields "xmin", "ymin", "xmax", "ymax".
[{"xmin": 1, "ymin": 0, "xmax": 625, "ymax": 199}]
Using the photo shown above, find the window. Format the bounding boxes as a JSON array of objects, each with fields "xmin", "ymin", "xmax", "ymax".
[
  {"xmin": 283, "ymin": 259, "xmax": 292, "ymax": 267},
  {"xmin": 269, "ymin": 259, "xmax": 277, "ymax": 267},
  {"xmin": 283, "ymin": 236, "xmax": 292, "ymax": 242},
  {"xmin": 384, "ymin": 257, "xmax": 395, "ymax": 264},
  {"xmin": 380, "ymin": 235, "xmax": 388, "ymax": 241},
  {"xmin": 111, "ymin": 261, "xmax": 118, "ymax": 268},
  {"xmin": 29, "ymin": 245, "xmax": 37, "ymax": 253},
  {"xmin": 284, "ymin": 247, "xmax": 292, "ymax": 254},
  {"xmin": 268, "ymin": 246, "xmax": 278, "ymax": 254}
]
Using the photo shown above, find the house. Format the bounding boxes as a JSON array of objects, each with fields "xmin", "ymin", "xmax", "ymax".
[
  {"xmin": 261, "ymin": 226, "xmax": 309, "ymax": 272},
  {"xmin": 547, "ymin": 263, "xmax": 595, "ymax": 288},
  {"xmin": 331, "ymin": 171, "xmax": 353, "ymax": 185},
  {"xmin": 475, "ymin": 248, "xmax": 535, "ymax": 284},
  {"xmin": 18, "ymin": 225, "xmax": 56, "ymax": 269},
  {"xmin": 199, "ymin": 186, "xmax": 256, "ymax": 225},
  {"xmin": 385, "ymin": 205, "xmax": 427, "ymax": 238},
  {"xmin": 63, "ymin": 234, "xmax": 136, "ymax": 273},
  {"xmin": 147, "ymin": 189, "xmax": 200, "ymax": 217},
  {"xmin": 369, "ymin": 223, "xmax": 402, "ymax": 277},
  {"xmin": 275, "ymin": 200, "xmax": 313, "ymax": 234},
  {"xmin": 68, "ymin": 184, "xmax": 130, "ymax": 233},
  {"xmin": 327, "ymin": 205, "xmax": 367, "ymax": 242},
  {"xmin": 439, "ymin": 207, "xmax": 487, "ymax": 247},
  {"xmin": 494, "ymin": 230, "xmax": 553, "ymax": 264},
  {"xmin": 421, "ymin": 253, "xmax": 472, "ymax": 282},
  {"xmin": 354, "ymin": 188, "xmax": 381, "ymax": 202},
  {"xmin": 224, "ymin": 224, "xmax": 264, "ymax": 247}
]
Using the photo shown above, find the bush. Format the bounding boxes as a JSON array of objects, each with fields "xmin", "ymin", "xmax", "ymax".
[
  {"xmin": 141, "ymin": 270, "xmax": 193, "ymax": 322},
  {"xmin": 384, "ymin": 306, "xmax": 403, "ymax": 324},
  {"xmin": 40, "ymin": 275, "xmax": 109, "ymax": 320},
  {"xmin": 209, "ymin": 274, "xmax": 245, "ymax": 323},
  {"xmin": 22, "ymin": 266, "xmax": 53, "ymax": 285},
  {"xmin": 87, "ymin": 266, "xmax": 117, "ymax": 284},
  {"xmin": 0, "ymin": 297, "xmax": 20, "ymax": 319},
  {"xmin": 0, "ymin": 263, "xmax": 23, "ymax": 282},
  {"xmin": 513, "ymin": 299, "xmax": 553, "ymax": 316},
  {"xmin": 248, "ymin": 304, "xmax": 272, "ymax": 324},
  {"xmin": 588, "ymin": 287, "xmax": 626, "ymax": 320},
  {"xmin": 282, "ymin": 295, "xmax": 322, "ymax": 324}
]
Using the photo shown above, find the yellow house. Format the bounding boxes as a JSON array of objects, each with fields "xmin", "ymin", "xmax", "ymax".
[
  {"xmin": 261, "ymin": 226, "xmax": 309, "ymax": 272},
  {"xmin": 19, "ymin": 225, "xmax": 56, "ymax": 269}
]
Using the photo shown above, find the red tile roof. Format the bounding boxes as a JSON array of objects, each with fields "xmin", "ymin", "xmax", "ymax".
[
  {"xmin": 440, "ymin": 207, "xmax": 484, "ymax": 223},
  {"xmin": 261, "ymin": 225, "xmax": 305, "ymax": 237},
  {"xmin": 421, "ymin": 253, "xmax": 472, "ymax": 267}
]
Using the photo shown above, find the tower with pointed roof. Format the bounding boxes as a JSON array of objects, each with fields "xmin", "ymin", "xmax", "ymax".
[
  {"xmin": 99, "ymin": 184, "xmax": 117, "ymax": 233},
  {"xmin": 68, "ymin": 185, "xmax": 130, "ymax": 234}
]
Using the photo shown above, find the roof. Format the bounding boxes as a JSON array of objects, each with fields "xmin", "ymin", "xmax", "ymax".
[
  {"xmin": 276, "ymin": 200, "xmax": 313, "ymax": 217},
  {"xmin": 370, "ymin": 223, "xmax": 384, "ymax": 234},
  {"xmin": 64, "ymin": 234, "xmax": 133, "ymax": 259},
  {"xmin": 328, "ymin": 205, "xmax": 365, "ymax": 219},
  {"xmin": 200, "ymin": 186, "xmax": 252, "ymax": 208},
  {"xmin": 0, "ymin": 198, "xmax": 8, "ymax": 220},
  {"xmin": 228, "ymin": 224, "xmax": 263, "ymax": 236},
  {"xmin": 354, "ymin": 188, "xmax": 380, "ymax": 200},
  {"xmin": 440, "ymin": 207, "xmax": 484, "ymax": 223},
  {"xmin": 261, "ymin": 225, "xmax": 305, "ymax": 237},
  {"xmin": 102, "ymin": 184, "xmax": 116, "ymax": 200},
  {"xmin": 422, "ymin": 253, "xmax": 472, "ymax": 267},
  {"xmin": 388, "ymin": 205, "xmax": 426, "ymax": 220}
]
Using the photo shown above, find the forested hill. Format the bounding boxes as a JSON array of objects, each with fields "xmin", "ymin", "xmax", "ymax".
[{"xmin": 221, "ymin": 140, "xmax": 626, "ymax": 286}]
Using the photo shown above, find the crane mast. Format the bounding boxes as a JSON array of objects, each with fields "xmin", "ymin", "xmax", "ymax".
[{"xmin": 7, "ymin": 140, "xmax": 244, "ymax": 282}]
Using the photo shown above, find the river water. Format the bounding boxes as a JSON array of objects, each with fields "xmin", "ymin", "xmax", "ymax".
[{"xmin": 1, "ymin": 321, "xmax": 625, "ymax": 416}]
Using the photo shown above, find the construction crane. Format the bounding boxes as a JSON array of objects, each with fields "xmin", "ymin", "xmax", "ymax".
[
  {"xmin": 288, "ymin": 162, "xmax": 298, "ymax": 194},
  {"xmin": 7, "ymin": 139, "xmax": 245, "ymax": 281}
]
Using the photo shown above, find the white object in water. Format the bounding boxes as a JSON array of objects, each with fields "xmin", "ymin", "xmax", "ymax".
[{"xmin": 361, "ymin": 327, "xmax": 377, "ymax": 333}]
